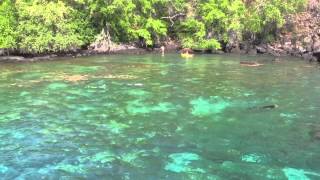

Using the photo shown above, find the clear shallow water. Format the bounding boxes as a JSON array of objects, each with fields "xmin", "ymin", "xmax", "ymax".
[{"xmin": 0, "ymin": 54, "xmax": 320, "ymax": 179}]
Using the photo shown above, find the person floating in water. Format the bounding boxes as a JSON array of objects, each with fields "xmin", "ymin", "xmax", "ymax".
[
  {"xmin": 181, "ymin": 48, "xmax": 194, "ymax": 58},
  {"xmin": 260, "ymin": 104, "xmax": 278, "ymax": 109},
  {"xmin": 249, "ymin": 104, "xmax": 279, "ymax": 110}
]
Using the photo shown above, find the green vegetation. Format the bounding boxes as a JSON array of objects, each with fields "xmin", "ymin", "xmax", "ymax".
[
  {"xmin": 0, "ymin": 0, "xmax": 307, "ymax": 54},
  {"xmin": 0, "ymin": 0, "xmax": 17, "ymax": 50},
  {"xmin": 15, "ymin": 0, "xmax": 94, "ymax": 54}
]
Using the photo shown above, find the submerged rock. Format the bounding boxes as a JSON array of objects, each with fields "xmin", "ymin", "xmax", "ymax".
[
  {"xmin": 91, "ymin": 151, "xmax": 116, "ymax": 163},
  {"xmin": 308, "ymin": 123, "xmax": 320, "ymax": 141},
  {"xmin": 105, "ymin": 120, "xmax": 129, "ymax": 134},
  {"xmin": 55, "ymin": 164, "xmax": 86, "ymax": 174},
  {"xmin": 310, "ymin": 130, "xmax": 320, "ymax": 141},
  {"xmin": 241, "ymin": 153, "xmax": 265, "ymax": 163},
  {"xmin": 165, "ymin": 152, "xmax": 204, "ymax": 173},
  {"xmin": 190, "ymin": 96, "xmax": 230, "ymax": 117},
  {"xmin": 282, "ymin": 168, "xmax": 311, "ymax": 180},
  {"xmin": 126, "ymin": 100, "xmax": 175, "ymax": 115},
  {"xmin": 313, "ymin": 132, "xmax": 320, "ymax": 140}
]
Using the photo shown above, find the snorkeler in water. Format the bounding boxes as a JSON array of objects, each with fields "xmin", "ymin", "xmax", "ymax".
[{"xmin": 249, "ymin": 104, "xmax": 279, "ymax": 110}]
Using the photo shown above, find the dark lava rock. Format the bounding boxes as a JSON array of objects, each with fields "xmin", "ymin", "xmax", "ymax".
[
  {"xmin": 256, "ymin": 45, "xmax": 267, "ymax": 54},
  {"xmin": 303, "ymin": 53, "xmax": 317, "ymax": 61},
  {"xmin": 312, "ymin": 51, "xmax": 320, "ymax": 61},
  {"xmin": 247, "ymin": 48, "xmax": 257, "ymax": 55}
]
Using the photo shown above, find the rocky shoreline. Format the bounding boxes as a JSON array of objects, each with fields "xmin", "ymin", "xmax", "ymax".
[
  {"xmin": 256, "ymin": 10, "xmax": 320, "ymax": 62},
  {"xmin": 2, "ymin": 11, "xmax": 320, "ymax": 64},
  {"xmin": 0, "ymin": 46, "xmax": 317, "ymax": 63},
  {"xmin": 1, "ymin": 40, "xmax": 320, "ymax": 63},
  {"xmin": 0, "ymin": 49, "xmax": 151, "ymax": 63},
  {"xmin": 0, "ymin": 41, "xmax": 182, "ymax": 62}
]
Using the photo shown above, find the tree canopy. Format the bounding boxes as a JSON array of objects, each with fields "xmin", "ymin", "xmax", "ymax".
[
  {"xmin": 0, "ymin": 0, "xmax": 307, "ymax": 54},
  {"xmin": 0, "ymin": 0, "xmax": 17, "ymax": 49}
]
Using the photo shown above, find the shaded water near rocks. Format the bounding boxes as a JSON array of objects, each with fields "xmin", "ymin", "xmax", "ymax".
[{"xmin": 0, "ymin": 54, "xmax": 320, "ymax": 179}]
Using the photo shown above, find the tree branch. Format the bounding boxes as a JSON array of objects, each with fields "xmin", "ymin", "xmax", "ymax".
[{"xmin": 161, "ymin": 13, "xmax": 186, "ymax": 26}]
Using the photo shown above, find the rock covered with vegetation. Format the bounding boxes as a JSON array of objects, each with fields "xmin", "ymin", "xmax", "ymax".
[
  {"xmin": 0, "ymin": 0, "xmax": 315, "ymax": 58},
  {"xmin": 261, "ymin": 0, "xmax": 320, "ymax": 61}
]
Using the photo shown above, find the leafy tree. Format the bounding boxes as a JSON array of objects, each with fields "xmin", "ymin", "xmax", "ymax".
[
  {"xmin": 243, "ymin": 0, "xmax": 306, "ymax": 42},
  {"xmin": 176, "ymin": 0, "xmax": 244, "ymax": 50},
  {"xmin": 0, "ymin": 0, "xmax": 17, "ymax": 50},
  {"xmin": 15, "ymin": 0, "xmax": 94, "ymax": 54},
  {"xmin": 201, "ymin": 0, "xmax": 245, "ymax": 42},
  {"xmin": 82, "ymin": 0, "xmax": 168, "ymax": 46}
]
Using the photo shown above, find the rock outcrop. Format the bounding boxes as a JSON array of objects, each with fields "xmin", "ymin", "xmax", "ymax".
[
  {"xmin": 89, "ymin": 25, "xmax": 144, "ymax": 54},
  {"xmin": 262, "ymin": 2, "xmax": 320, "ymax": 61}
]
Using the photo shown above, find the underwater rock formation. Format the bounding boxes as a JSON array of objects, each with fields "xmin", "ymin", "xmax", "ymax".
[
  {"xmin": 165, "ymin": 152, "xmax": 204, "ymax": 173},
  {"xmin": 190, "ymin": 96, "xmax": 230, "ymax": 117}
]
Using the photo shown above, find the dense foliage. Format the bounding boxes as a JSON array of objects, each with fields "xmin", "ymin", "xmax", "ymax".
[
  {"xmin": 15, "ymin": 0, "xmax": 94, "ymax": 54},
  {"xmin": 0, "ymin": 0, "xmax": 307, "ymax": 54},
  {"xmin": 0, "ymin": 0, "xmax": 17, "ymax": 49}
]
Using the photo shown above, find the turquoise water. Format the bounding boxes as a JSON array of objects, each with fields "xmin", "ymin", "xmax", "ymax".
[{"xmin": 0, "ymin": 54, "xmax": 320, "ymax": 179}]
